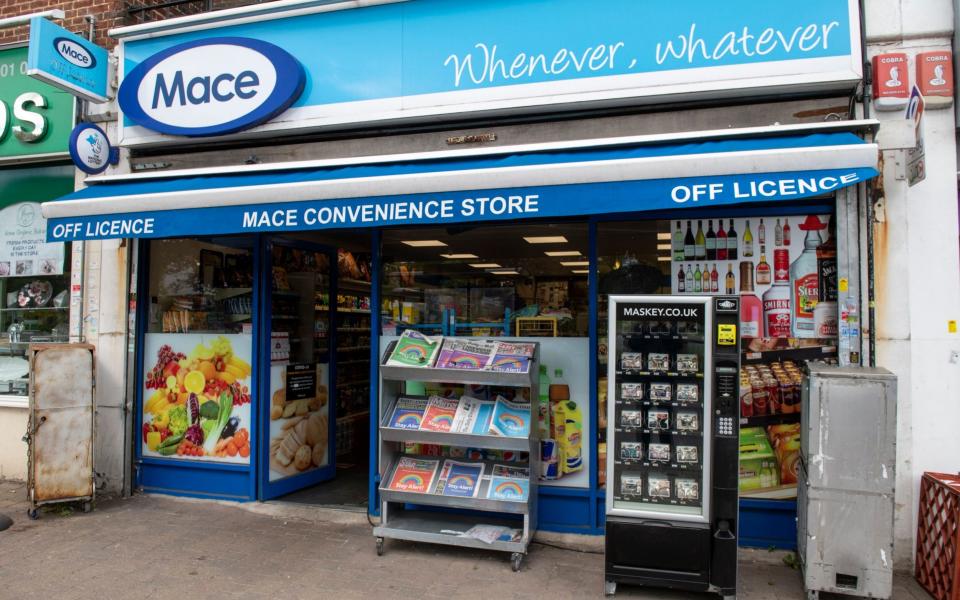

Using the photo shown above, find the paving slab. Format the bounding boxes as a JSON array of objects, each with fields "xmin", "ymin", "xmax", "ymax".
[{"xmin": 0, "ymin": 480, "xmax": 931, "ymax": 599}]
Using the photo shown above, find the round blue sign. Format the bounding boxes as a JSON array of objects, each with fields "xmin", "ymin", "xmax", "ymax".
[
  {"xmin": 117, "ymin": 37, "xmax": 306, "ymax": 137},
  {"xmin": 69, "ymin": 123, "xmax": 112, "ymax": 175}
]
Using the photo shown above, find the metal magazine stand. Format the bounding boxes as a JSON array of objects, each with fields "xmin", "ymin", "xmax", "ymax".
[{"xmin": 373, "ymin": 340, "xmax": 539, "ymax": 571}]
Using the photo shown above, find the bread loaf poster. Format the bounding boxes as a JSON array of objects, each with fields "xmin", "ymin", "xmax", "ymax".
[
  {"xmin": 142, "ymin": 333, "xmax": 253, "ymax": 463},
  {"xmin": 268, "ymin": 362, "xmax": 330, "ymax": 480}
]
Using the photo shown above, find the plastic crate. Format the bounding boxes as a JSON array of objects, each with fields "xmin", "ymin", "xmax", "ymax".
[{"xmin": 916, "ymin": 472, "xmax": 960, "ymax": 600}]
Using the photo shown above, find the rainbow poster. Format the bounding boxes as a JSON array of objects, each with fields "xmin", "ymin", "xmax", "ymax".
[
  {"xmin": 435, "ymin": 339, "xmax": 497, "ymax": 370},
  {"xmin": 388, "ymin": 396, "xmax": 428, "ymax": 430},
  {"xmin": 490, "ymin": 396, "xmax": 531, "ymax": 437},
  {"xmin": 487, "ymin": 476, "xmax": 529, "ymax": 502},
  {"xmin": 386, "ymin": 457, "xmax": 439, "ymax": 494},
  {"xmin": 419, "ymin": 396, "xmax": 460, "ymax": 432},
  {"xmin": 385, "ymin": 330, "xmax": 442, "ymax": 367},
  {"xmin": 438, "ymin": 460, "xmax": 484, "ymax": 497}
]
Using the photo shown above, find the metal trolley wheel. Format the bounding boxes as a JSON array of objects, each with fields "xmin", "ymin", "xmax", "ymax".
[
  {"xmin": 27, "ymin": 507, "xmax": 40, "ymax": 520},
  {"xmin": 510, "ymin": 552, "xmax": 524, "ymax": 572},
  {"xmin": 375, "ymin": 537, "xmax": 384, "ymax": 556}
]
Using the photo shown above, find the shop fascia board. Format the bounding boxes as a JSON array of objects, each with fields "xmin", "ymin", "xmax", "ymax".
[
  {"xmin": 46, "ymin": 136, "xmax": 878, "ymax": 219},
  {"xmin": 89, "ymin": 119, "xmax": 880, "ymax": 185}
]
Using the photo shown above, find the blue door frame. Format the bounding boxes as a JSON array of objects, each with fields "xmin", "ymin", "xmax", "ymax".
[{"xmin": 257, "ymin": 235, "xmax": 339, "ymax": 500}]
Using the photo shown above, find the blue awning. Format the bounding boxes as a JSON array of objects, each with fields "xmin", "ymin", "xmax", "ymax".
[{"xmin": 43, "ymin": 127, "xmax": 878, "ymax": 242}]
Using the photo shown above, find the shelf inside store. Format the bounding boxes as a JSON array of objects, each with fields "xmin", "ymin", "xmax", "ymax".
[
  {"xmin": 337, "ymin": 359, "xmax": 370, "ymax": 366},
  {"xmin": 337, "ymin": 410, "xmax": 370, "ymax": 423},
  {"xmin": 338, "ymin": 327, "xmax": 370, "ymax": 332},
  {"xmin": 337, "ymin": 380, "xmax": 370, "ymax": 388},
  {"xmin": 226, "ymin": 314, "xmax": 252, "ymax": 322},
  {"xmin": 741, "ymin": 344, "xmax": 837, "ymax": 365},
  {"xmin": 0, "ymin": 306, "xmax": 69, "ymax": 311},
  {"xmin": 212, "ymin": 287, "xmax": 253, "ymax": 301},
  {"xmin": 337, "ymin": 346, "xmax": 371, "ymax": 352},
  {"xmin": 739, "ymin": 413, "xmax": 801, "ymax": 428},
  {"xmin": 337, "ymin": 308, "xmax": 371, "ymax": 314},
  {"xmin": 339, "ymin": 279, "xmax": 371, "ymax": 291},
  {"xmin": 740, "ymin": 484, "xmax": 798, "ymax": 500}
]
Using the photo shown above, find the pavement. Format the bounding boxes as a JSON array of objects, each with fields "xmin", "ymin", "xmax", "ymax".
[{"xmin": 0, "ymin": 480, "xmax": 933, "ymax": 600}]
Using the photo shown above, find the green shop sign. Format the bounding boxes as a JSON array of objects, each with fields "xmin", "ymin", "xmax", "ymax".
[{"xmin": 0, "ymin": 46, "xmax": 74, "ymax": 162}]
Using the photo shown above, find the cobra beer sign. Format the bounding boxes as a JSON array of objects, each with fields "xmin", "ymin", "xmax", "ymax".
[{"xmin": 117, "ymin": 37, "xmax": 305, "ymax": 136}]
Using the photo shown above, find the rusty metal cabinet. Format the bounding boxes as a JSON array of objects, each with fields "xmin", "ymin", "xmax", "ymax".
[{"xmin": 24, "ymin": 344, "xmax": 96, "ymax": 519}]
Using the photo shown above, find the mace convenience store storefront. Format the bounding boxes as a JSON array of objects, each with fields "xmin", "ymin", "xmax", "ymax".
[{"xmin": 42, "ymin": 0, "xmax": 877, "ymax": 547}]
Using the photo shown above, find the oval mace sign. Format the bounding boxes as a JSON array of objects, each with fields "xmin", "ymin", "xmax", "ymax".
[
  {"xmin": 117, "ymin": 37, "xmax": 305, "ymax": 137},
  {"xmin": 54, "ymin": 37, "xmax": 96, "ymax": 68}
]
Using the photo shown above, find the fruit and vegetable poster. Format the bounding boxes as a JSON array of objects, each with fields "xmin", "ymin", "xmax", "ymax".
[
  {"xmin": 268, "ymin": 362, "xmax": 330, "ymax": 481},
  {"xmin": 142, "ymin": 334, "xmax": 253, "ymax": 463}
]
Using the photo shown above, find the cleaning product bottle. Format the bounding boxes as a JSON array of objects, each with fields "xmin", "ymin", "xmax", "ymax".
[
  {"xmin": 551, "ymin": 369, "xmax": 582, "ymax": 475},
  {"xmin": 538, "ymin": 365, "xmax": 551, "ymax": 438}
]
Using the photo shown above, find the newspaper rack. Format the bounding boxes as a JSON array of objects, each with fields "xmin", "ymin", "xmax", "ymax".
[{"xmin": 373, "ymin": 339, "xmax": 539, "ymax": 571}]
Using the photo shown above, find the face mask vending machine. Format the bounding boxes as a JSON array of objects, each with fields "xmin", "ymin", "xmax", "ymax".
[{"xmin": 605, "ymin": 295, "xmax": 740, "ymax": 598}]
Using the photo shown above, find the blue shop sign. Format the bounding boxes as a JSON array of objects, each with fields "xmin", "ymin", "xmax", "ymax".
[
  {"xmin": 46, "ymin": 168, "xmax": 874, "ymax": 242},
  {"xmin": 118, "ymin": 37, "xmax": 306, "ymax": 136},
  {"xmin": 28, "ymin": 17, "xmax": 109, "ymax": 103},
  {"xmin": 118, "ymin": 0, "xmax": 863, "ymax": 144}
]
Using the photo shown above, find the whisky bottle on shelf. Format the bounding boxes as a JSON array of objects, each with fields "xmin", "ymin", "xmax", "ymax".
[{"xmin": 756, "ymin": 246, "xmax": 771, "ymax": 285}]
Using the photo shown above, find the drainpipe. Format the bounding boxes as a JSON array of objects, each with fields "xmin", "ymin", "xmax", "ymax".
[{"xmin": 859, "ymin": 0, "xmax": 877, "ymax": 367}]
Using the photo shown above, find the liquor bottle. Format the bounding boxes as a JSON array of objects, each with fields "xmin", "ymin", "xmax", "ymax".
[
  {"xmin": 694, "ymin": 264, "xmax": 702, "ymax": 292},
  {"xmin": 763, "ymin": 251, "xmax": 791, "ymax": 337},
  {"xmin": 775, "ymin": 218, "xmax": 783, "ymax": 246},
  {"xmin": 695, "ymin": 220, "xmax": 706, "ymax": 260},
  {"xmin": 783, "ymin": 218, "xmax": 792, "ymax": 246},
  {"xmin": 677, "ymin": 265, "xmax": 686, "ymax": 293},
  {"xmin": 817, "ymin": 216, "xmax": 837, "ymax": 301},
  {"xmin": 758, "ymin": 218, "xmax": 766, "ymax": 245},
  {"xmin": 742, "ymin": 219, "xmax": 754, "ymax": 257},
  {"xmin": 724, "ymin": 263, "xmax": 735, "ymax": 294},
  {"xmin": 685, "ymin": 264, "xmax": 694, "ymax": 291},
  {"xmin": 790, "ymin": 215, "xmax": 826, "ymax": 338},
  {"xmin": 705, "ymin": 220, "xmax": 716, "ymax": 260},
  {"xmin": 726, "ymin": 219, "xmax": 738, "ymax": 260},
  {"xmin": 673, "ymin": 221, "xmax": 685, "ymax": 261},
  {"xmin": 684, "ymin": 221, "xmax": 695, "ymax": 259},
  {"xmin": 756, "ymin": 245, "xmax": 771, "ymax": 285},
  {"xmin": 716, "ymin": 223, "xmax": 728, "ymax": 260},
  {"xmin": 739, "ymin": 262, "xmax": 763, "ymax": 338},
  {"xmin": 711, "ymin": 264, "xmax": 719, "ymax": 293}
]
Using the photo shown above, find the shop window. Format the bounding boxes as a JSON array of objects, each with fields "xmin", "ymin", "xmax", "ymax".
[
  {"xmin": 0, "ymin": 202, "xmax": 71, "ymax": 398},
  {"xmin": 381, "ymin": 222, "xmax": 589, "ymax": 338},
  {"xmin": 381, "ymin": 221, "xmax": 594, "ymax": 490},
  {"xmin": 141, "ymin": 238, "xmax": 254, "ymax": 463},
  {"xmin": 595, "ymin": 213, "xmax": 839, "ymax": 497}
]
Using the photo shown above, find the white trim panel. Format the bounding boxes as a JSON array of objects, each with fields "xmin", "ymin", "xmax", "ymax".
[
  {"xmin": 90, "ymin": 120, "xmax": 880, "ymax": 184},
  {"xmin": 44, "ymin": 143, "xmax": 878, "ymax": 219}
]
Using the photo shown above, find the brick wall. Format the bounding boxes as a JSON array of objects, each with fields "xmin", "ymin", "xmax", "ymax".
[{"xmin": 0, "ymin": 1, "xmax": 127, "ymax": 49}]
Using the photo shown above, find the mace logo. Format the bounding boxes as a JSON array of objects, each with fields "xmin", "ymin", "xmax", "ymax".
[
  {"xmin": 118, "ymin": 37, "xmax": 305, "ymax": 137},
  {"xmin": 54, "ymin": 37, "xmax": 96, "ymax": 68}
]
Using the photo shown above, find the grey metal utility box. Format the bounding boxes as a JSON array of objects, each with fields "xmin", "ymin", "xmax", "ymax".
[{"xmin": 798, "ymin": 364, "xmax": 897, "ymax": 600}]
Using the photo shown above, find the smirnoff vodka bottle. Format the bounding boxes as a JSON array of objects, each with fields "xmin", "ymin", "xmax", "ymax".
[
  {"xmin": 789, "ymin": 216, "xmax": 826, "ymax": 337},
  {"xmin": 763, "ymin": 249, "xmax": 791, "ymax": 337}
]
